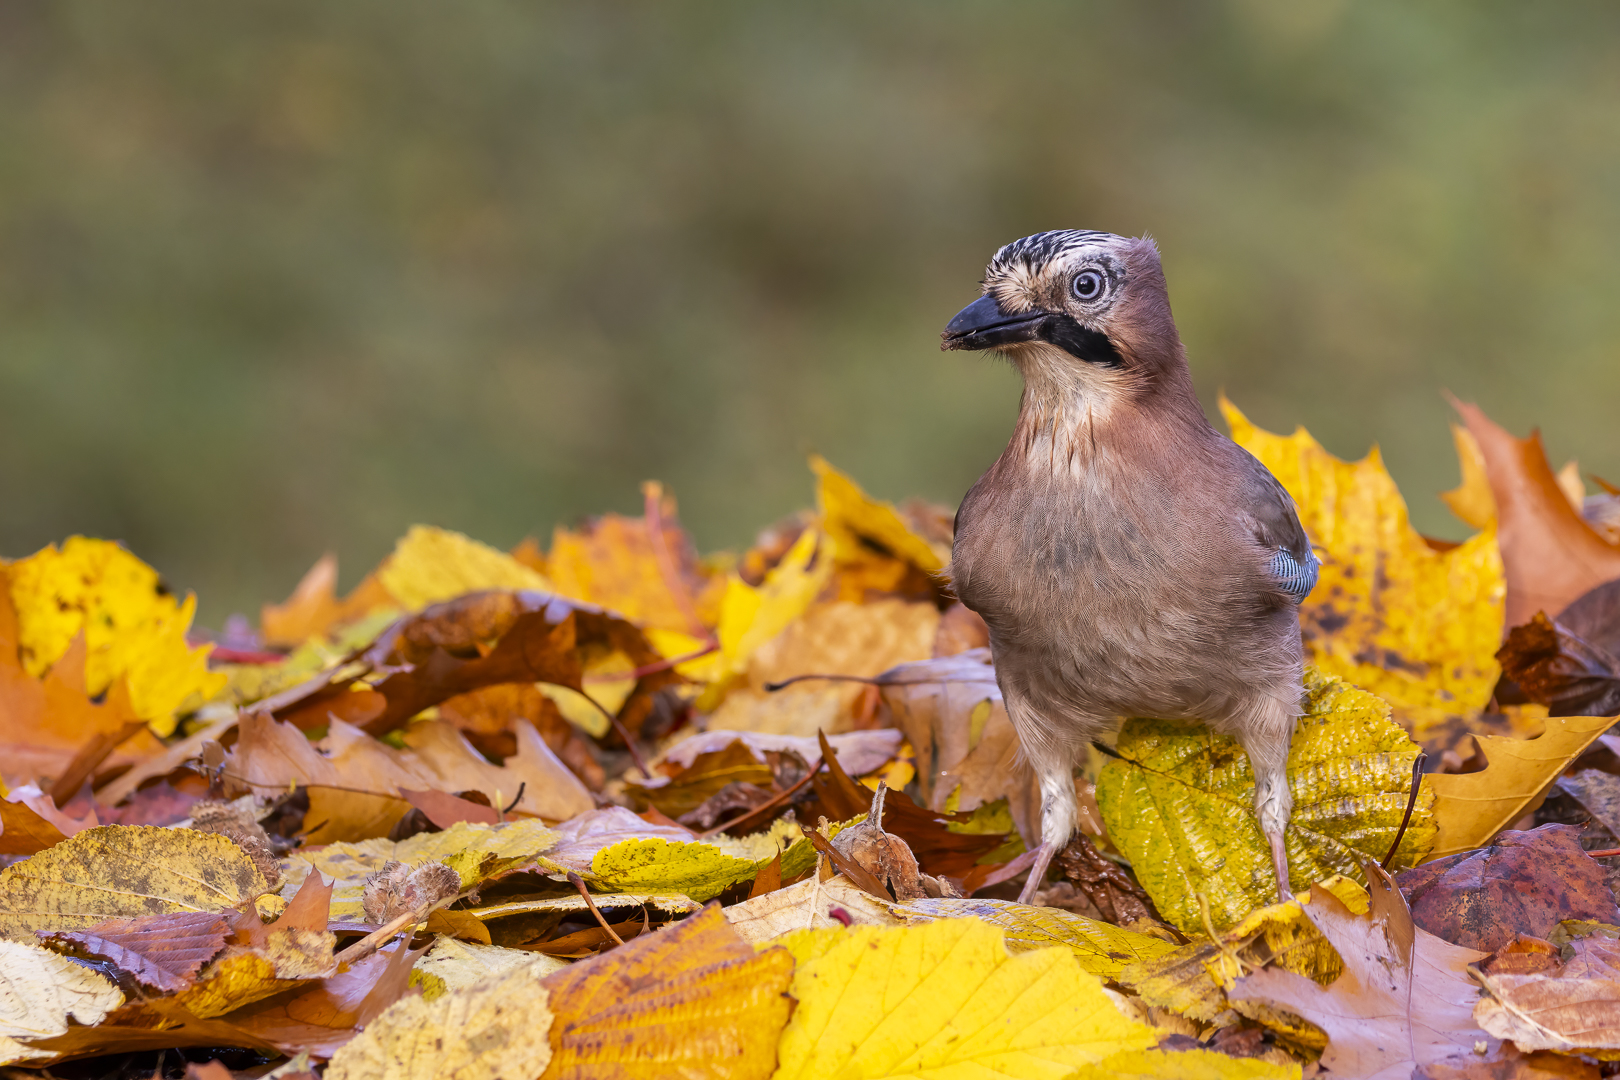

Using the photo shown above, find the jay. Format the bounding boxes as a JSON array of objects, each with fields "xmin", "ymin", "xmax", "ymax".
[{"xmin": 942, "ymin": 230, "xmax": 1318, "ymax": 904}]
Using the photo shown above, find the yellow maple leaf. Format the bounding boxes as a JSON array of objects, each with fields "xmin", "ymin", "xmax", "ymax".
[
  {"xmin": 1222, "ymin": 397, "xmax": 1504, "ymax": 747},
  {"xmin": 811, "ymin": 455, "xmax": 949, "ymax": 573},
  {"xmin": 7, "ymin": 537, "xmax": 225, "ymax": 735},
  {"xmin": 771, "ymin": 918, "xmax": 1158, "ymax": 1079},
  {"xmin": 376, "ymin": 525, "xmax": 551, "ymax": 612},
  {"xmin": 1097, "ymin": 668, "xmax": 1433, "ymax": 933}
]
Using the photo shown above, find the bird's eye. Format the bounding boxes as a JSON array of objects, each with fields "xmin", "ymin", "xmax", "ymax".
[{"xmin": 1071, "ymin": 270, "xmax": 1105, "ymax": 301}]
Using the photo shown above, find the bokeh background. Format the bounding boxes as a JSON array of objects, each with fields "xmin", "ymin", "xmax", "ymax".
[{"xmin": 3, "ymin": 1, "xmax": 1618, "ymax": 625}]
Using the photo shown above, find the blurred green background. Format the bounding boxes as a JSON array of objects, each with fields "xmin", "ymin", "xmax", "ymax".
[{"xmin": 3, "ymin": 1, "xmax": 1618, "ymax": 626}]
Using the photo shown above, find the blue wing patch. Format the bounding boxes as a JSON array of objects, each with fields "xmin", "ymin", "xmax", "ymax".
[{"xmin": 1268, "ymin": 547, "xmax": 1319, "ymax": 603}]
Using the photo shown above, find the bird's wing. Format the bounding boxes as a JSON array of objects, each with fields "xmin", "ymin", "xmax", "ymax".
[{"xmin": 1232, "ymin": 448, "xmax": 1319, "ymax": 604}]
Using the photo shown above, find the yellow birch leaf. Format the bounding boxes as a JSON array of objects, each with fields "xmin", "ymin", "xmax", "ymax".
[
  {"xmin": 377, "ymin": 525, "xmax": 552, "ymax": 612},
  {"xmin": 0, "ymin": 826, "xmax": 269, "ymax": 938},
  {"xmin": 1072, "ymin": 1048, "xmax": 1300, "ymax": 1079},
  {"xmin": 1424, "ymin": 713, "xmax": 1614, "ymax": 861},
  {"xmin": 0, "ymin": 939, "xmax": 123, "ymax": 1039},
  {"xmin": 282, "ymin": 819, "xmax": 556, "ymax": 920},
  {"xmin": 409, "ymin": 936, "xmax": 565, "ymax": 1001},
  {"xmin": 1222, "ymin": 398, "xmax": 1504, "ymax": 747},
  {"xmin": 7, "ymin": 537, "xmax": 225, "ymax": 735},
  {"xmin": 811, "ymin": 455, "xmax": 949, "ymax": 572},
  {"xmin": 772, "ymin": 917, "xmax": 1158, "ymax": 1080},
  {"xmin": 1096, "ymin": 668, "xmax": 1433, "ymax": 933},
  {"xmin": 324, "ymin": 956, "xmax": 556, "ymax": 1080},
  {"xmin": 540, "ymin": 903, "xmax": 793, "ymax": 1079},
  {"xmin": 882, "ymin": 897, "xmax": 1176, "ymax": 979}
]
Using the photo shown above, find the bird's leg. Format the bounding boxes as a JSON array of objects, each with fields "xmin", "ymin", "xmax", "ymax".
[
  {"xmin": 1017, "ymin": 756, "xmax": 1080, "ymax": 905},
  {"xmin": 1237, "ymin": 696, "xmax": 1300, "ymax": 904}
]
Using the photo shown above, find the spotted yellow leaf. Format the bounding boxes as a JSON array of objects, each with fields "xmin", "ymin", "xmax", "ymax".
[
  {"xmin": 0, "ymin": 826, "xmax": 269, "ymax": 938},
  {"xmin": 1222, "ymin": 397, "xmax": 1504, "ymax": 748},
  {"xmin": 884, "ymin": 897, "xmax": 1175, "ymax": 979},
  {"xmin": 771, "ymin": 918, "xmax": 1158, "ymax": 1079},
  {"xmin": 1097, "ymin": 668, "xmax": 1433, "ymax": 933},
  {"xmin": 7, "ymin": 537, "xmax": 225, "ymax": 735}
]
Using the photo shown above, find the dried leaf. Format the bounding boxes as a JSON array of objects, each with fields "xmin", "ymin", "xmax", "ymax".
[
  {"xmin": 1453, "ymin": 400, "xmax": 1620, "ymax": 630},
  {"xmin": 1398, "ymin": 825, "xmax": 1620, "ymax": 952},
  {"xmin": 539, "ymin": 903, "xmax": 792, "ymax": 1079},
  {"xmin": 546, "ymin": 498, "xmax": 719, "ymax": 633},
  {"xmin": 1232, "ymin": 881, "xmax": 1489, "ymax": 1080},
  {"xmin": 324, "ymin": 954, "xmax": 556, "ymax": 1080},
  {"xmin": 883, "ymin": 896, "xmax": 1177, "ymax": 978},
  {"xmin": 376, "ymin": 525, "xmax": 552, "ymax": 612},
  {"xmin": 1424, "ymin": 713, "xmax": 1613, "ymax": 861},
  {"xmin": 6, "ymin": 537, "xmax": 226, "ymax": 736},
  {"xmin": 1225, "ymin": 398, "xmax": 1505, "ymax": 748},
  {"xmin": 772, "ymin": 917, "xmax": 1158, "ymax": 1079},
  {"xmin": 409, "ymin": 936, "xmax": 565, "ymax": 1000},
  {"xmin": 302, "ymin": 787, "xmax": 414, "ymax": 846},
  {"xmin": 42, "ymin": 911, "xmax": 230, "ymax": 992},
  {"xmin": 698, "ymin": 527, "xmax": 834, "ymax": 698},
  {"xmin": 1097, "ymin": 668, "xmax": 1434, "ymax": 932},
  {"xmin": 260, "ymin": 554, "xmax": 399, "ymax": 649},
  {"xmin": 1070, "ymin": 1048, "xmax": 1301, "ymax": 1079},
  {"xmin": 1496, "ymin": 580, "xmax": 1620, "ymax": 717},
  {"xmin": 1475, "ymin": 933, "xmax": 1620, "ymax": 1052},
  {"xmin": 722, "ymin": 874, "xmax": 905, "ymax": 943},
  {"xmin": 0, "ymin": 825, "xmax": 269, "ymax": 938},
  {"xmin": 0, "ymin": 938, "xmax": 123, "ymax": 1040},
  {"xmin": 227, "ymin": 712, "xmax": 592, "ymax": 822}
]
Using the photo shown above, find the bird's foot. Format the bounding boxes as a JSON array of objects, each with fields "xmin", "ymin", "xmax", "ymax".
[
  {"xmin": 1016, "ymin": 843, "xmax": 1055, "ymax": 905},
  {"xmin": 1266, "ymin": 829, "xmax": 1292, "ymax": 905}
]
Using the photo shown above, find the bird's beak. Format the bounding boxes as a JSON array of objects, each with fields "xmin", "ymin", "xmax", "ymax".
[{"xmin": 940, "ymin": 295, "xmax": 1048, "ymax": 351}]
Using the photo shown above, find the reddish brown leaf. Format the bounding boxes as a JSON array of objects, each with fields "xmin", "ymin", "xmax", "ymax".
[
  {"xmin": 400, "ymin": 787, "xmax": 500, "ymax": 828},
  {"xmin": 1498, "ymin": 579, "xmax": 1620, "ymax": 717},
  {"xmin": 43, "ymin": 911, "xmax": 231, "ymax": 992},
  {"xmin": 1454, "ymin": 401, "xmax": 1620, "ymax": 629},
  {"xmin": 1398, "ymin": 824, "xmax": 1620, "ymax": 952}
]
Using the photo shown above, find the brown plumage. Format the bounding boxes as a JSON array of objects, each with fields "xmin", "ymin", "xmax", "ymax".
[{"xmin": 941, "ymin": 230, "xmax": 1318, "ymax": 904}]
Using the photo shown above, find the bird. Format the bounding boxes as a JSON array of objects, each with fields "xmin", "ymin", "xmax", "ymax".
[{"xmin": 940, "ymin": 229, "xmax": 1319, "ymax": 905}]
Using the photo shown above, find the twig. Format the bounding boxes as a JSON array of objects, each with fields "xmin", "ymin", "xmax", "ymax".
[
  {"xmin": 583, "ymin": 643, "xmax": 718, "ymax": 682},
  {"xmin": 94, "ymin": 712, "xmax": 239, "ymax": 806},
  {"xmin": 1585, "ymin": 847, "xmax": 1620, "ymax": 858},
  {"xmin": 568, "ymin": 872, "xmax": 625, "ymax": 946},
  {"xmin": 1381, "ymin": 752, "xmax": 1428, "ymax": 869},
  {"xmin": 333, "ymin": 908, "xmax": 423, "ymax": 967},
  {"xmin": 501, "ymin": 784, "xmax": 526, "ymax": 816},
  {"xmin": 577, "ymin": 686, "xmax": 652, "ymax": 779}
]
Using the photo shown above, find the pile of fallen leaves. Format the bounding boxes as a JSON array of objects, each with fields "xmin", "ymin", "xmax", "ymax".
[{"xmin": 2, "ymin": 399, "xmax": 1620, "ymax": 1080}]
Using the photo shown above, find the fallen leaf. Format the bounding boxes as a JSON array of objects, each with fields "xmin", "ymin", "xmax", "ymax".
[
  {"xmin": 376, "ymin": 525, "xmax": 553, "ymax": 612},
  {"xmin": 1474, "ymin": 932, "xmax": 1620, "ymax": 1053},
  {"xmin": 1397, "ymin": 825, "xmax": 1620, "ymax": 952},
  {"xmin": 0, "ymin": 789, "xmax": 87, "ymax": 855},
  {"xmin": 259, "ymin": 554, "xmax": 398, "ymax": 649},
  {"xmin": 6, "ymin": 537, "xmax": 226, "ymax": 736},
  {"xmin": 41, "ymin": 911, "xmax": 230, "ymax": 992},
  {"xmin": 656, "ymin": 727, "xmax": 903, "ymax": 778},
  {"xmin": 811, "ymin": 455, "xmax": 951, "ymax": 603},
  {"xmin": 539, "ymin": 903, "xmax": 793, "ymax": 1079},
  {"xmin": 1097, "ymin": 668, "xmax": 1434, "ymax": 932},
  {"xmin": 546, "ymin": 494, "xmax": 720, "ymax": 633},
  {"xmin": 772, "ymin": 916, "xmax": 1159, "ymax": 1079},
  {"xmin": 1496, "ymin": 579, "xmax": 1620, "ymax": 718},
  {"xmin": 0, "ymin": 938, "xmax": 124, "ymax": 1039},
  {"xmin": 883, "ymin": 896, "xmax": 1177, "ymax": 979},
  {"xmin": 172, "ymin": 927, "xmax": 337, "ymax": 1018},
  {"xmin": 1556, "ymin": 768, "xmax": 1620, "ymax": 840},
  {"xmin": 722, "ymin": 874, "xmax": 905, "ymax": 943},
  {"xmin": 227, "ymin": 940, "xmax": 424, "ymax": 1057},
  {"xmin": 283, "ymin": 819, "xmax": 556, "ymax": 921},
  {"xmin": 302, "ymin": 787, "xmax": 414, "ymax": 846},
  {"xmin": 0, "ymin": 825, "xmax": 269, "ymax": 938},
  {"xmin": 324, "ymin": 953, "xmax": 556, "ymax": 1080},
  {"xmin": 874, "ymin": 648, "xmax": 1044, "ymax": 845},
  {"xmin": 409, "ymin": 935, "xmax": 566, "ymax": 1000},
  {"xmin": 0, "ymin": 573, "xmax": 161, "ymax": 782},
  {"xmin": 1441, "ymin": 423, "xmax": 1496, "ymax": 532},
  {"xmin": 708, "ymin": 598, "xmax": 939, "ymax": 738},
  {"xmin": 1224, "ymin": 398, "xmax": 1505, "ymax": 748},
  {"xmin": 1069, "ymin": 1047, "xmax": 1301, "ymax": 1079},
  {"xmin": 1453, "ymin": 401, "xmax": 1620, "ymax": 630},
  {"xmin": 1232, "ymin": 879, "xmax": 1489, "ymax": 1080},
  {"xmin": 226, "ymin": 712, "xmax": 592, "ymax": 822},
  {"xmin": 1424, "ymin": 713, "xmax": 1613, "ymax": 861},
  {"xmin": 1118, "ymin": 876, "xmax": 1368, "ymax": 1035}
]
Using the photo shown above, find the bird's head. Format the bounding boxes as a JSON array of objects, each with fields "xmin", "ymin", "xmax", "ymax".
[{"xmin": 941, "ymin": 230, "xmax": 1184, "ymax": 404}]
